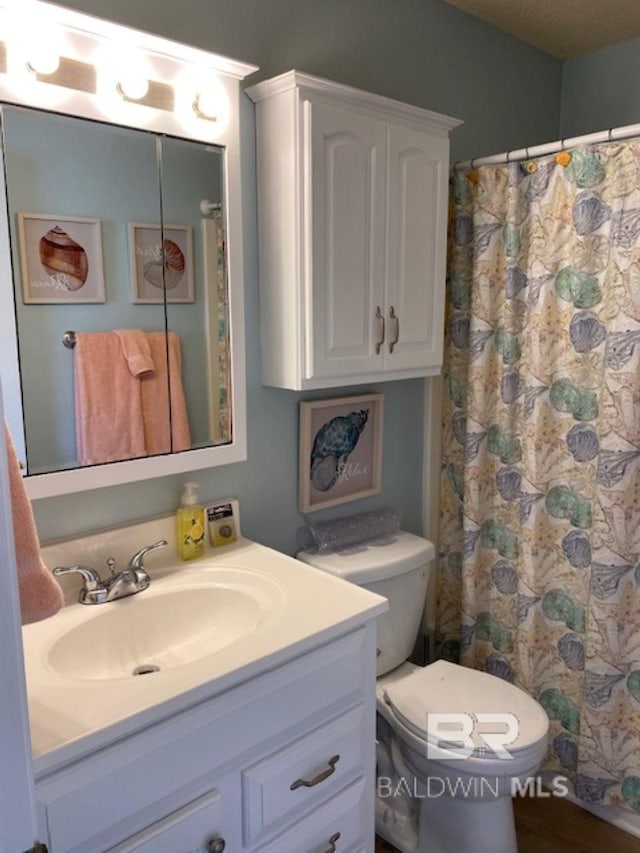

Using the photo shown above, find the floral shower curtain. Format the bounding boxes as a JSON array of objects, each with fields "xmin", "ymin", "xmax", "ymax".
[{"xmin": 437, "ymin": 142, "xmax": 640, "ymax": 812}]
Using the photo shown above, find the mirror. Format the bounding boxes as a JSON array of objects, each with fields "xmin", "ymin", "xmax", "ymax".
[{"xmin": 0, "ymin": 106, "xmax": 233, "ymax": 481}]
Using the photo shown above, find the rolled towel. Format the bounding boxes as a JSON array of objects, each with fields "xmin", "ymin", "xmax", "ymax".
[
  {"xmin": 4, "ymin": 424, "xmax": 63, "ymax": 624},
  {"xmin": 114, "ymin": 328, "xmax": 155, "ymax": 377}
]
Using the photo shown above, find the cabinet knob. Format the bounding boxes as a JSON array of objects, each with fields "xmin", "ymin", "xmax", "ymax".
[
  {"xmin": 290, "ymin": 754, "xmax": 340, "ymax": 790},
  {"xmin": 207, "ymin": 837, "xmax": 226, "ymax": 853},
  {"xmin": 323, "ymin": 831, "xmax": 341, "ymax": 852},
  {"xmin": 389, "ymin": 306, "xmax": 400, "ymax": 353},
  {"xmin": 375, "ymin": 306, "xmax": 385, "ymax": 354}
]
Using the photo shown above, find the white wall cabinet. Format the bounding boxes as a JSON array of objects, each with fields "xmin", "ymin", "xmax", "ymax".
[
  {"xmin": 247, "ymin": 71, "xmax": 461, "ymax": 390},
  {"xmin": 34, "ymin": 625, "xmax": 377, "ymax": 853}
]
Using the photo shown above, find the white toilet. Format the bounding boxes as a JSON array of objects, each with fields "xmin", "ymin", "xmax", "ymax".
[{"xmin": 298, "ymin": 530, "xmax": 549, "ymax": 853}]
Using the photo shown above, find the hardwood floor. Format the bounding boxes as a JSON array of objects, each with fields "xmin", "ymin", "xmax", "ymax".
[
  {"xmin": 513, "ymin": 796, "xmax": 640, "ymax": 853},
  {"xmin": 374, "ymin": 795, "xmax": 640, "ymax": 852}
]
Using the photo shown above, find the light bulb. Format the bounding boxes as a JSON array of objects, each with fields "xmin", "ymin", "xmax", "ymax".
[
  {"xmin": 116, "ymin": 68, "xmax": 149, "ymax": 101},
  {"xmin": 193, "ymin": 89, "xmax": 220, "ymax": 121},
  {"xmin": 26, "ymin": 39, "xmax": 60, "ymax": 76}
]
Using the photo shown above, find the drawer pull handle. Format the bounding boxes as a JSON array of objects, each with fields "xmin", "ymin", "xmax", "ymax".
[
  {"xmin": 290, "ymin": 754, "xmax": 340, "ymax": 790},
  {"xmin": 323, "ymin": 831, "xmax": 341, "ymax": 852},
  {"xmin": 375, "ymin": 306, "xmax": 385, "ymax": 354},
  {"xmin": 389, "ymin": 305, "xmax": 400, "ymax": 353},
  {"xmin": 208, "ymin": 837, "xmax": 226, "ymax": 853}
]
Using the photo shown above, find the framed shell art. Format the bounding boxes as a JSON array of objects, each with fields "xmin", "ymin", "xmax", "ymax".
[
  {"xmin": 299, "ymin": 393, "xmax": 384, "ymax": 512},
  {"xmin": 17, "ymin": 213, "xmax": 105, "ymax": 304},
  {"xmin": 128, "ymin": 222, "xmax": 194, "ymax": 303}
]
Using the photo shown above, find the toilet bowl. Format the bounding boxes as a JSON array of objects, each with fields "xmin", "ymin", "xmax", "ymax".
[
  {"xmin": 378, "ymin": 659, "xmax": 548, "ymax": 853},
  {"xmin": 298, "ymin": 531, "xmax": 550, "ymax": 853}
]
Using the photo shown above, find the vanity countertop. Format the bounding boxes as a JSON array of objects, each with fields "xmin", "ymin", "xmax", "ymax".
[{"xmin": 23, "ymin": 518, "xmax": 387, "ymax": 777}]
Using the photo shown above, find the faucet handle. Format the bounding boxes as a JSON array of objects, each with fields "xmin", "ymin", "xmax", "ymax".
[
  {"xmin": 106, "ymin": 557, "xmax": 117, "ymax": 577},
  {"xmin": 52, "ymin": 565, "xmax": 108, "ymax": 604},
  {"xmin": 128, "ymin": 539, "xmax": 168, "ymax": 571},
  {"xmin": 53, "ymin": 565, "xmax": 102, "ymax": 589}
]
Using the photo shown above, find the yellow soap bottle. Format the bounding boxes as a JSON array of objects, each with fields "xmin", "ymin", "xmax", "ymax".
[{"xmin": 176, "ymin": 481, "xmax": 205, "ymax": 561}]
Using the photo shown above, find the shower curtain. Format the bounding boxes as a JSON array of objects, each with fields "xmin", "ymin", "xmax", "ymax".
[{"xmin": 437, "ymin": 142, "xmax": 640, "ymax": 812}]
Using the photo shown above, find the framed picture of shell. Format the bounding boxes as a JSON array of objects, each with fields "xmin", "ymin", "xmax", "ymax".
[
  {"xmin": 128, "ymin": 222, "xmax": 194, "ymax": 304},
  {"xmin": 17, "ymin": 213, "xmax": 105, "ymax": 304},
  {"xmin": 299, "ymin": 393, "xmax": 384, "ymax": 513}
]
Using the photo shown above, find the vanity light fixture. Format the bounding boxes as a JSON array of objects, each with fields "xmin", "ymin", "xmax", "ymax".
[{"xmin": 0, "ymin": 2, "xmax": 247, "ymax": 139}]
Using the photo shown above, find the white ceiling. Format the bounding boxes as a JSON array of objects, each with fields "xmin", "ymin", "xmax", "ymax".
[{"xmin": 444, "ymin": 0, "xmax": 640, "ymax": 58}]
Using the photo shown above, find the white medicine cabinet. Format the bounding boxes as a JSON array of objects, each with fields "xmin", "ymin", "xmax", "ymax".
[{"xmin": 247, "ymin": 71, "xmax": 461, "ymax": 390}]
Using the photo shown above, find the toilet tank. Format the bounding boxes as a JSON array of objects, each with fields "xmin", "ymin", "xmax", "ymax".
[{"xmin": 298, "ymin": 531, "xmax": 435, "ymax": 676}]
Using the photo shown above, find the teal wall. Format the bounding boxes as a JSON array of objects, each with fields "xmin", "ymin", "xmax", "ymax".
[
  {"xmin": 560, "ymin": 37, "xmax": 640, "ymax": 137},
  {"xmin": 29, "ymin": 0, "xmax": 562, "ymax": 554}
]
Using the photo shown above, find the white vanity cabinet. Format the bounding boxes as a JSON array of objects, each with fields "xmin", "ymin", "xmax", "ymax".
[
  {"xmin": 33, "ymin": 625, "xmax": 377, "ymax": 853},
  {"xmin": 247, "ymin": 71, "xmax": 461, "ymax": 390}
]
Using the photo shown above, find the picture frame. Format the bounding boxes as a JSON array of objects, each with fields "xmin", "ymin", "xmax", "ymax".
[
  {"xmin": 128, "ymin": 222, "xmax": 194, "ymax": 303},
  {"xmin": 299, "ymin": 393, "xmax": 384, "ymax": 513},
  {"xmin": 17, "ymin": 213, "xmax": 105, "ymax": 304}
]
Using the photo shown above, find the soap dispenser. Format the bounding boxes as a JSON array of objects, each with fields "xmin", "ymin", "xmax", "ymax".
[{"xmin": 177, "ymin": 481, "xmax": 205, "ymax": 561}]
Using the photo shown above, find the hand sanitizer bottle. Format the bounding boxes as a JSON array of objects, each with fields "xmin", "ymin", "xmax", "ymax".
[{"xmin": 176, "ymin": 481, "xmax": 205, "ymax": 561}]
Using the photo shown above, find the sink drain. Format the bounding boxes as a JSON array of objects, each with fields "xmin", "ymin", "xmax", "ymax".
[{"xmin": 133, "ymin": 664, "xmax": 160, "ymax": 676}]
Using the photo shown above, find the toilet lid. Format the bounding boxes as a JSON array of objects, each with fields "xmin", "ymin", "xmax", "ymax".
[{"xmin": 383, "ymin": 660, "xmax": 548, "ymax": 757}]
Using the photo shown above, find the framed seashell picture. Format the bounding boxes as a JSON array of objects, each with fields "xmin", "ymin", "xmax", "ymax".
[
  {"xmin": 17, "ymin": 213, "xmax": 105, "ymax": 304},
  {"xmin": 299, "ymin": 393, "xmax": 383, "ymax": 512},
  {"xmin": 128, "ymin": 222, "xmax": 194, "ymax": 303}
]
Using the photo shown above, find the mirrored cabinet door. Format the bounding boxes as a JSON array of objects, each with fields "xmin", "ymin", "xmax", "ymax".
[
  {"xmin": 159, "ymin": 136, "xmax": 230, "ymax": 451},
  {"xmin": 1, "ymin": 107, "xmax": 168, "ymax": 475}
]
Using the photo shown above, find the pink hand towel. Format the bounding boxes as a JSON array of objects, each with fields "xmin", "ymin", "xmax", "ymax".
[
  {"xmin": 74, "ymin": 332, "xmax": 147, "ymax": 465},
  {"xmin": 113, "ymin": 329, "xmax": 155, "ymax": 377},
  {"xmin": 142, "ymin": 332, "xmax": 191, "ymax": 455},
  {"xmin": 4, "ymin": 424, "xmax": 63, "ymax": 624}
]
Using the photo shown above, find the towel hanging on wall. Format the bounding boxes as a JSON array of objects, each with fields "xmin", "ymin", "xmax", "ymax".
[{"xmin": 4, "ymin": 423, "xmax": 63, "ymax": 624}]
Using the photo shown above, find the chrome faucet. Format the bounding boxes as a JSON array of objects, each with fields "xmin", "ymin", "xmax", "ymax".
[{"xmin": 53, "ymin": 539, "xmax": 168, "ymax": 605}]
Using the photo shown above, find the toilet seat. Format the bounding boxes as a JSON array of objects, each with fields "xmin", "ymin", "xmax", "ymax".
[{"xmin": 382, "ymin": 660, "xmax": 548, "ymax": 760}]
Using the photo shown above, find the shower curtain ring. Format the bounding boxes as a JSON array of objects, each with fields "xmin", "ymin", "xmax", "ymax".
[
  {"xmin": 506, "ymin": 150, "xmax": 511, "ymax": 164},
  {"xmin": 560, "ymin": 138, "xmax": 565, "ymax": 151},
  {"xmin": 608, "ymin": 127, "xmax": 613, "ymax": 142}
]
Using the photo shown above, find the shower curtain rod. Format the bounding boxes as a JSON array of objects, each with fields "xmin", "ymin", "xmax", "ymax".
[{"xmin": 454, "ymin": 120, "xmax": 640, "ymax": 171}]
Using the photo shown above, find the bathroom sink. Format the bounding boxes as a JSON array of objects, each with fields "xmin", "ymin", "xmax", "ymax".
[
  {"xmin": 23, "ymin": 533, "xmax": 387, "ymax": 760},
  {"xmin": 46, "ymin": 568, "xmax": 284, "ymax": 681}
]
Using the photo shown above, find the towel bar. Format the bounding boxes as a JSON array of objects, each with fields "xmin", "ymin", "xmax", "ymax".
[{"xmin": 62, "ymin": 330, "xmax": 76, "ymax": 349}]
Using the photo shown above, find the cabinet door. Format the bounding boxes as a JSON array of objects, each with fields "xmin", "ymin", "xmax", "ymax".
[
  {"xmin": 304, "ymin": 100, "xmax": 386, "ymax": 379},
  {"xmin": 385, "ymin": 123, "xmax": 449, "ymax": 371}
]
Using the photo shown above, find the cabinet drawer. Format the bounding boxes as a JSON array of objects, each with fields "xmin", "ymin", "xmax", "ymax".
[
  {"xmin": 37, "ymin": 628, "xmax": 369, "ymax": 852},
  {"xmin": 255, "ymin": 777, "xmax": 367, "ymax": 853},
  {"xmin": 108, "ymin": 789, "xmax": 223, "ymax": 853},
  {"xmin": 243, "ymin": 705, "xmax": 366, "ymax": 845}
]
